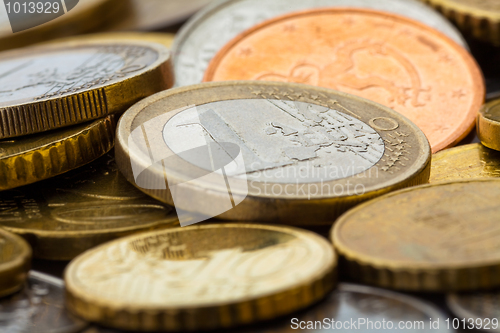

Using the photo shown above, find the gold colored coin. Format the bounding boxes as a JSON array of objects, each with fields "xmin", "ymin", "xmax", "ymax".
[
  {"xmin": 0, "ymin": 40, "xmax": 173, "ymax": 139},
  {"xmin": 421, "ymin": 0, "xmax": 500, "ymax": 45},
  {"xmin": 41, "ymin": 32, "xmax": 176, "ymax": 49},
  {"xmin": 430, "ymin": 143, "xmax": 500, "ymax": 182},
  {"xmin": 0, "ymin": 152, "xmax": 180, "ymax": 261},
  {"xmin": 0, "ymin": 0, "xmax": 129, "ymax": 51},
  {"xmin": 115, "ymin": 81, "xmax": 431, "ymax": 226},
  {"xmin": 332, "ymin": 179, "xmax": 500, "ymax": 292},
  {"xmin": 0, "ymin": 116, "xmax": 115, "ymax": 191},
  {"xmin": 65, "ymin": 224, "xmax": 337, "ymax": 331},
  {"xmin": 0, "ymin": 229, "xmax": 31, "ymax": 297},
  {"xmin": 478, "ymin": 99, "xmax": 500, "ymax": 151}
]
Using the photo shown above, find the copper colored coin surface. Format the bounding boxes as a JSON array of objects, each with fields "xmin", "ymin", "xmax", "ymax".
[{"xmin": 204, "ymin": 8, "xmax": 485, "ymax": 153}]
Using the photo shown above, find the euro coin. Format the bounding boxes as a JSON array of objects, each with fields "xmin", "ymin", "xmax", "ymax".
[
  {"xmin": 65, "ymin": 224, "xmax": 337, "ymax": 331},
  {"xmin": 332, "ymin": 179, "xmax": 500, "ymax": 292},
  {"xmin": 0, "ymin": 228, "xmax": 31, "ymax": 297},
  {"xmin": 173, "ymin": 0, "xmax": 468, "ymax": 87},
  {"xmin": 447, "ymin": 292, "xmax": 500, "ymax": 332},
  {"xmin": 478, "ymin": 98, "xmax": 500, "ymax": 151},
  {"xmin": 0, "ymin": 40, "xmax": 172, "ymax": 138},
  {"xmin": 115, "ymin": 81, "xmax": 430, "ymax": 225}
]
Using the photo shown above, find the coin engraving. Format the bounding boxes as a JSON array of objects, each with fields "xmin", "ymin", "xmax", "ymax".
[
  {"xmin": 164, "ymin": 99, "xmax": 384, "ymax": 183},
  {"xmin": 0, "ymin": 45, "xmax": 158, "ymax": 106}
]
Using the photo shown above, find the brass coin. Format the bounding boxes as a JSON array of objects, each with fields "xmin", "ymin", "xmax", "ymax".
[
  {"xmin": 0, "ymin": 0, "xmax": 128, "ymax": 52},
  {"xmin": 478, "ymin": 99, "xmax": 500, "ymax": 151},
  {"xmin": 64, "ymin": 224, "xmax": 337, "ymax": 331},
  {"xmin": 421, "ymin": 0, "xmax": 500, "ymax": 45},
  {"xmin": 0, "ymin": 271, "xmax": 88, "ymax": 333},
  {"xmin": 116, "ymin": 81, "xmax": 431, "ymax": 226},
  {"xmin": 0, "ymin": 152, "xmax": 180, "ymax": 261},
  {"xmin": 0, "ymin": 116, "xmax": 115, "ymax": 191},
  {"xmin": 332, "ymin": 179, "xmax": 500, "ymax": 292},
  {"xmin": 430, "ymin": 143, "xmax": 500, "ymax": 183},
  {"xmin": 0, "ymin": 40, "xmax": 173, "ymax": 139},
  {"xmin": 0, "ymin": 228, "xmax": 31, "ymax": 297},
  {"xmin": 41, "ymin": 32, "xmax": 176, "ymax": 50},
  {"xmin": 447, "ymin": 292, "xmax": 500, "ymax": 332}
]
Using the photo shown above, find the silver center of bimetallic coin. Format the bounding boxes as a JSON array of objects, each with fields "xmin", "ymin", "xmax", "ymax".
[
  {"xmin": 173, "ymin": 0, "xmax": 467, "ymax": 87},
  {"xmin": 163, "ymin": 99, "xmax": 384, "ymax": 183},
  {"xmin": 0, "ymin": 45, "xmax": 159, "ymax": 106}
]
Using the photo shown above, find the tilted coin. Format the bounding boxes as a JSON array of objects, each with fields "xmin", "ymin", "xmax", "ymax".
[
  {"xmin": 447, "ymin": 292, "xmax": 500, "ymax": 332},
  {"xmin": 41, "ymin": 32, "xmax": 176, "ymax": 50},
  {"xmin": 421, "ymin": 0, "xmax": 500, "ymax": 45},
  {"xmin": 0, "ymin": 228, "xmax": 31, "ymax": 297},
  {"xmin": 0, "ymin": 152, "xmax": 179, "ymax": 261},
  {"xmin": 0, "ymin": 0, "xmax": 128, "ymax": 52},
  {"xmin": 0, "ymin": 116, "xmax": 115, "ymax": 191},
  {"xmin": 430, "ymin": 143, "xmax": 500, "ymax": 183},
  {"xmin": 332, "ymin": 179, "xmax": 500, "ymax": 292},
  {"xmin": 0, "ymin": 271, "xmax": 88, "ymax": 333},
  {"xmin": 172, "ymin": 0, "xmax": 468, "ymax": 87},
  {"xmin": 478, "ymin": 99, "xmax": 500, "ymax": 151},
  {"xmin": 204, "ymin": 8, "xmax": 485, "ymax": 153},
  {"xmin": 115, "ymin": 81, "xmax": 431, "ymax": 226},
  {"xmin": 107, "ymin": 0, "xmax": 213, "ymax": 31},
  {"xmin": 0, "ymin": 40, "xmax": 173, "ymax": 139},
  {"xmin": 65, "ymin": 224, "xmax": 337, "ymax": 331}
]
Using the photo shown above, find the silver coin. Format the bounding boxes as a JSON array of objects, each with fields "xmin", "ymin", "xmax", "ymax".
[
  {"xmin": 172, "ymin": 0, "xmax": 468, "ymax": 87},
  {"xmin": 239, "ymin": 283, "xmax": 454, "ymax": 332},
  {"xmin": 0, "ymin": 271, "xmax": 88, "ymax": 333},
  {"xmin": 447, "ymin": 293, "xmax": 500, "ymax": 332},
  {"xmin": 0, "ymin": 43, "xmax": 163, "ymax": 107}
]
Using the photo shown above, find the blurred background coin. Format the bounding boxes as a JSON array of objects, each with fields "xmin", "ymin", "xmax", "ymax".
[
  {"xmin": 447, "ymin": 292, "xmax": 500, "ymax": 332},
  {"xmin": 421, "ymin": 0, "xmax": 500, "ymax": 45},
  {"xmin": 0, "ymin": 271, "xmax": 88, "ymax": 333},
  {"xmin": 332, "ymin": 179, "xmax": 500, "ymax": 292},
  {"xmin": 0, "ymin": 229, "xmax": 31, "ymax": 298},
  {"xmin": 41, "ymin": 32, "xmax": 176, "ymax": 49},
  {"xmin": 65, "ymin": 224, "xmax": 337, "ymax": 331},
  {"xmin": 430, "ymin": 143, "xmax": 500, "ymax": 183},
  {"xmin": 0, "ymin": 116, "xmax": 115, "ymax": 191},
  {"xmin": 0, "ymin": 152, "xmax": 180, "ymax": 261},
  {"xmin": 172, "ymin": 0, "xmax": 468, "ymax": 87},
  {"xmin": 0, "ymin": 0, "xmax": 128, "ymax": 52},
  {"xmin": 0, "ymin": 40, "xmax": 172, "ymax": 139},
  {"xmin": 115, "ymin": 81, "xmax": 430, "ymax": 225},
  {"xmin": 106, "ymin": 0, "xmax": 214, "ymax": 32},
  {"xmin": 204, "ymin": 8, "xmax": 485, "ymax": 153},
  {"xmin": 478, "ymin": 98, "xmax": 500, "ymax": 151}
]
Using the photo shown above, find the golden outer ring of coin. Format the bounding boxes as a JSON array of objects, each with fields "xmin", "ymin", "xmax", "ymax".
[
  {"xmin": 421, "ymin": 0, "xmax": 500, "ymax": 45},
  {"xmin": 0, "ymin": 229, "xmax": 31, "ymax": 297},
  {"xmin": 478, "ymin": 99, "xmax": 500, "ymax": 151},
  {"xmin": 3, "ymin": 204, "xmax": 179, "ymax": 261},
  {"xmin": 331, "ymin": 179, "xmax": 500, "ymax": 292},
  {"xmin": 39, "ymin": 32, "xmax": 176, "ymax": 49},
  {"xmin": 430, "ymin": 143, "xmax": 500, "ymax": 183},
  {"xmin": 64, "ymin": 223, "xmax": 337, "ymax": 331},
  {"xmin": 0, "ymin": 116, "xmax": 116, "ymax": 191},
  {"xmin": 115, "ymin": 81, "xmax": 431, "ymax": 225},
  {"xmin": 0, "ymin": 39, "xmax": 173, "ymax": 139},
  {"xmin": 0, "ymin": 0, "xmax": 131, "ymax": 52}
]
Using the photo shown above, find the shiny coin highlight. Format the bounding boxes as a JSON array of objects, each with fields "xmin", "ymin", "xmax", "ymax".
[{"xmin": 65, "ymin": 224, "xmax": 337, "ymax": 331}]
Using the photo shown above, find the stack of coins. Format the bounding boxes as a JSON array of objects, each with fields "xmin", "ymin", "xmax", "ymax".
[{"xmin": 2, "ymin": 0, "xmax": 500, "ymax": 332}]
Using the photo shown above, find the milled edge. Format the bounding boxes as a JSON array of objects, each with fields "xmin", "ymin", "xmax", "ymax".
[{"xmin": 0, "ymin": 116, "xmax": 116, "ymax": 191}]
